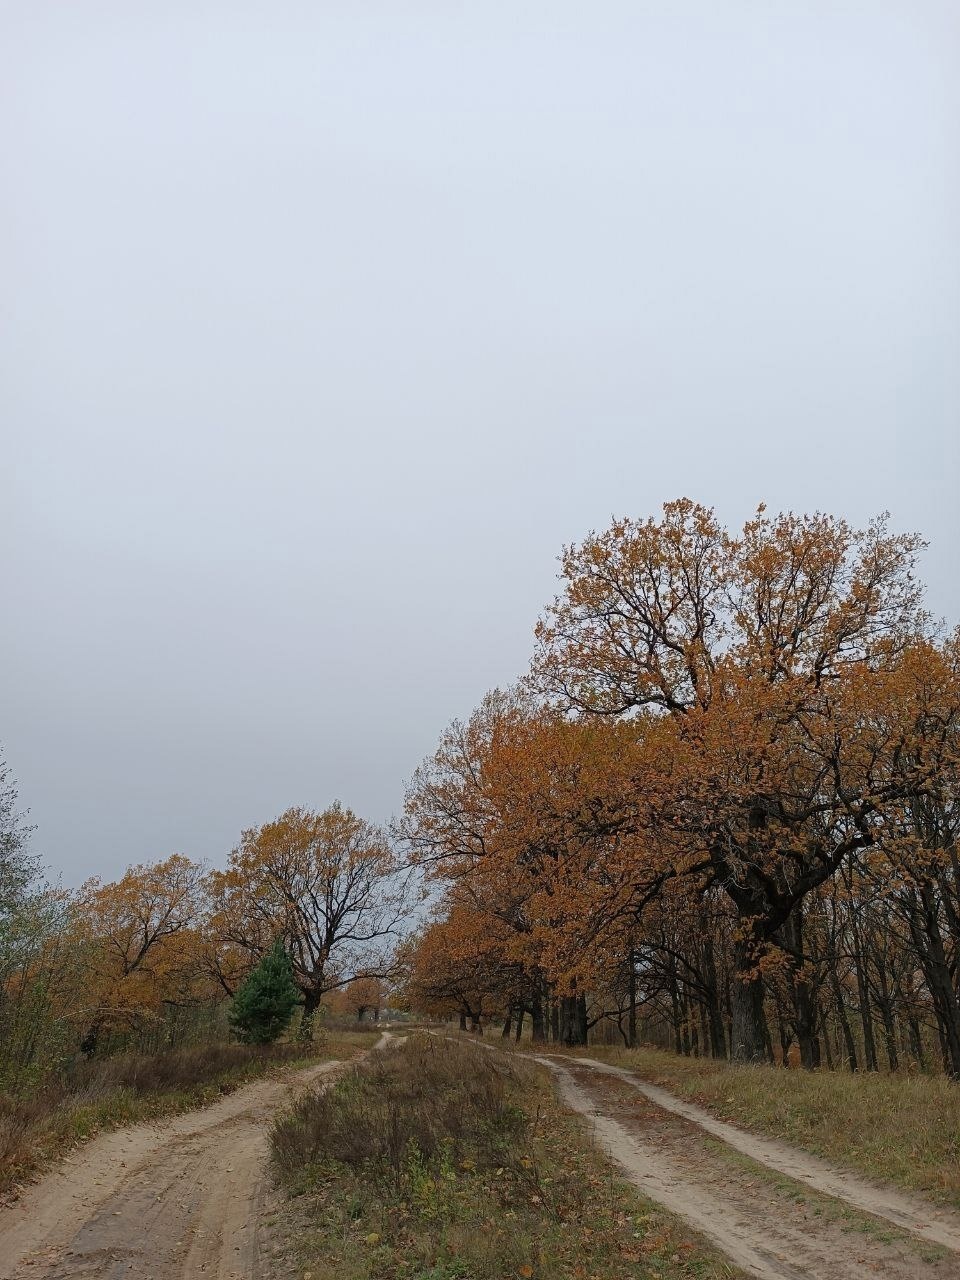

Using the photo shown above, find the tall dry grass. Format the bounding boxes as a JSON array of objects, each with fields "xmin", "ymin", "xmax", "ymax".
[
  {"xmin": 0, "ymin": 1039, "xmax": 310, "ymax": 1194},
  {"xmin": 272, "ymin": 1032, "xmax": 528, "ymax": 1184}
]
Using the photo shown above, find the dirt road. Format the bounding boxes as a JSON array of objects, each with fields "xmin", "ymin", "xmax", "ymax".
[
  {"xmin": 537, "ymin": 1054, "xmax": 960, "ymax": 1280},
  {"xmin": 0, "ymin": 1058, "xmax": 346, "ymax": 1280},
  {"xmin": 6, "ymin": 1033, "xmax": 958, "ymax": 1280}
]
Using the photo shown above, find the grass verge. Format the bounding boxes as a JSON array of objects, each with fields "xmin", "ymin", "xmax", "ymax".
[
  {"xmin": 0, "ymin": 1028, "xmax": 379, "ymax": 1197},
  {"xmin": 574, "ymin": 1044, "xmax": 960, "ymax": 1209},
  {"xmin": 270, "ymin": 1032, "xmax": 742, "ymax": 1280}
]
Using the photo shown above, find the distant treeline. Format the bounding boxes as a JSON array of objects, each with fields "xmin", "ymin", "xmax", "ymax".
[{"xmin": 0, "ymin": 783, "xmax": 405, "ymax": 1089}]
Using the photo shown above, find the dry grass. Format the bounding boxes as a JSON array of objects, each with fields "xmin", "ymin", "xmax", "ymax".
[
  {"xmin": 270, "ymin": 1033, "xmax": 741, "ymax": 1280},
  {"xmin": 0, "ymin": 1028, "xmax": 378, "ymax": 1196},
  {"xmin": 577, "ymin": 1044, "xmax": 960, "ymax": 1208},
  {"xmin": 273, "ymin": 1033, "xmax": 526, "ymax": 1184}
]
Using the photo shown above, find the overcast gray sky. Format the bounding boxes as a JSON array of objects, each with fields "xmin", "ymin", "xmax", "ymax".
[{"xmin": 3, "ymin": 1, "xmax": 958, "ymax": 884}]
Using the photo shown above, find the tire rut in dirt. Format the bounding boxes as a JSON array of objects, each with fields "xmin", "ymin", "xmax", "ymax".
[
  {"xmin": 568, "ymin": 1055, "xmax": 960, "ymax": 1256},
  {"xmin": 0, "ymin": 1061, "xmax": 344, "ymax": 1280},
  {"xmin": 537, "ymin": 1057, "xmax": 959, "ymax": 1280},
  {"xmin": 37, "ymin": 1130, "xmax": 241, "ymax": 1278}
]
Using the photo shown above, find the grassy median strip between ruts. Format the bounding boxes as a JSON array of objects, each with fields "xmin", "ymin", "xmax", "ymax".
[{"xmin": 269, "ymin": 1033, "xmax": 741, "ymax": 1280}]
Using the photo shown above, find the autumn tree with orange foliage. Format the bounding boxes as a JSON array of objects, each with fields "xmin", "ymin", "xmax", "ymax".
[
  {"xmin": 403, "ymin": 689, "xmax": 671, "ymax": 1043},
  {"xmin": 336, "ymin": 974, "xmax": 386, "ymax": 1022},
  {"xmin": 208, "ymin": 803, "xmax": 410, "ymax": 1037},
  {"xmin": 850, "ymin": 634, "xmax": 960, "ymax": 1074},
  {"xmin": 529, "ymin": 500, "xmax": 940, "ymax": 1061},
  {"xmin": 74, "ymin": 854, "xmax": 208, "ymax": 1055},
  {"xmin": 400, "ymin": 903, "xmax": 524, "ymax": 1032}
]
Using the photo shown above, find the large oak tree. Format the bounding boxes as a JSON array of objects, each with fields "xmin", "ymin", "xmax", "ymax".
[
  {"xmin": 208, "ymin": 803, "xmax": 409, "ymax": 1036},
  {"xmin": 532, "ymin": 500, "xmax": 933, "ymax": 1061}
]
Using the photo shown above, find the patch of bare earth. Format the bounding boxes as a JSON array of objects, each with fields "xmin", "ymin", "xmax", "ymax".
[
  {"xmin": 0, "ymin": 1060, "xmax": 343, "ymax": 1280},
  {"xmin": 536, "ymin": 1055, "xmax": 960, "ymax": 1280}
]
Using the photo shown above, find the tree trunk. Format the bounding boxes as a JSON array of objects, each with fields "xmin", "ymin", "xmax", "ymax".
[
  {"xmin": 828, "ymin": 965, "xmax": 858, "ymax": 1072},
  {"xmin": 876, "ymin": 989, "xmax": 899, "ymax": 1072},
  {"xmin": 669, "ymin": 970, "xmax": 683, "ymax": 1055},
  {"xmin": 299, "ymin": 988, "xmax": 322, "ymax": 1041},
  {"xmin": 515, "ymin": 1007, "xmax": 525, "ymax": 1042},
  {"xmin": 459, "ymin": 1011, "xmax": 468, "ymax": 1031},
  {"xmin": 698, "ymin": 1001, "xmax": 710, "ymax": 1060},
  {"xmin": 501, "ymin": 1010, "xmax": 513, "ymax": 1038},
  {"xmin": 821, "ymin": 1021, "xmax": 834, "ymax": 1070},
  {"xmin": 776, "ymin": 1004, "xmax": 792, "ymax": 1067},
  {"xmin": 907, "ymin": 1015, "xmax": 925, "ymax": 1069},
  {"xmin": 531, "ymin": 985, "xmax": 547, "ymax": 1044},
  {"xmin": 855, "ymin": 962, "xmax": 880, "ymax": 1070},
  {"xmin": 730, "ymin": 937, "xmax": 768, "ymax": 1063},
  {"xmin": 762, "ymin": 1010, "xmax": 775, "ymax": 1064},
  {"xmin": 852, "ymin": 943, "xmax": 879, "ymax": 1072},
  {"xmin": 702, "ymin": 942, "xmax": 727, "ymax": 1059},
  {"xmin": 909, "ymin": 883, "xmax": 960, "ymax": 1079},
  {"xmin": 559, "ymin": 994, "xmax": 588, "ymax": 1046},
  {"xmin": 555, "ymin": 993, "xmax": 570, "ymax": 1044},
  {"xmin": 627, "ymin": 947, "xmax": 637, "ymax": 1049},
  {"xmin": 795, "ymin": 981, "xmax": 821, "ymax": 1069},
  {"xmin": 679, "ymin": 991, "xmax": 692, "ymax": 1057},
  {"xmin": 936, "ymin": 1017, "xmax": 952, "ymax": 1074},
  {"xmin": 781, "ymin": 911, "xmax": 820, "ymax": 1069}
]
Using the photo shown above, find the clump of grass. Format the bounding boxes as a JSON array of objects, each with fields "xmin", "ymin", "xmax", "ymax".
[
  {"xmin": 272, "ymin": 1033, "xmax": 527, "ymax": 1185},
  {"xmin": 271, "ymin": 1033, "xmax": 738, "ymax": 1280},
  {"xmin": 0, "ymin": 1089, "xmax": 56, "ymax": 1185},
  {"xmin": 583, "ymin": 1044, "xmax": 960, "ymax": 1208},
  {"xmin": 65, "ymin": 1039, "xmax": 307, "ymax": 1097}
]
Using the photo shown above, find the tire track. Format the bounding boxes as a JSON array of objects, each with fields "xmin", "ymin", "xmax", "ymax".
[
  {"xmin": 536, "ymin": 1055, "xmax": 959, "ymax": 1280},
  {"xmin": 0, "ymin": 1059, "xmax": 344, "ymax": 1280}
]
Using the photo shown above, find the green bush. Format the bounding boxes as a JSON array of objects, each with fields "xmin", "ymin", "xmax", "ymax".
[{"xmin": 228, "ymin": 940, "xmax": 300, "ymax": 1044}]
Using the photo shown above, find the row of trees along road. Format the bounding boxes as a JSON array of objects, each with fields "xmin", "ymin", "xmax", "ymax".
[{"xmin": 401, "ymin": 501, "xmax": 960, "ymax": 1072}]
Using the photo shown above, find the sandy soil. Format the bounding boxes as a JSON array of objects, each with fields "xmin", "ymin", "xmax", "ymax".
[
  {"xmin": 572, "ymin": 1055, "xmax": 960, "ymax": 1252},
  {"xmin": 0, "ymin": 1058, "xmax": 345, "ymax": 1280},
  {"xmin": 536, "ymin": 1054, "xmax": 960, "ymax": 1280}
]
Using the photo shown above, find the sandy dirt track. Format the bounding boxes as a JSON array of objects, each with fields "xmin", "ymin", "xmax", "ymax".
[
  {"xmin": 570, "ymin": 1055, "xmax": 960, "ymax": 1253},
  {"xmin": 0, "ymin": 1057, "xmax": 345, "ymax": 1280},
  {"xmin": 537, "ymin": 1054, "xmax": 960, "ymax": 1280}
]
